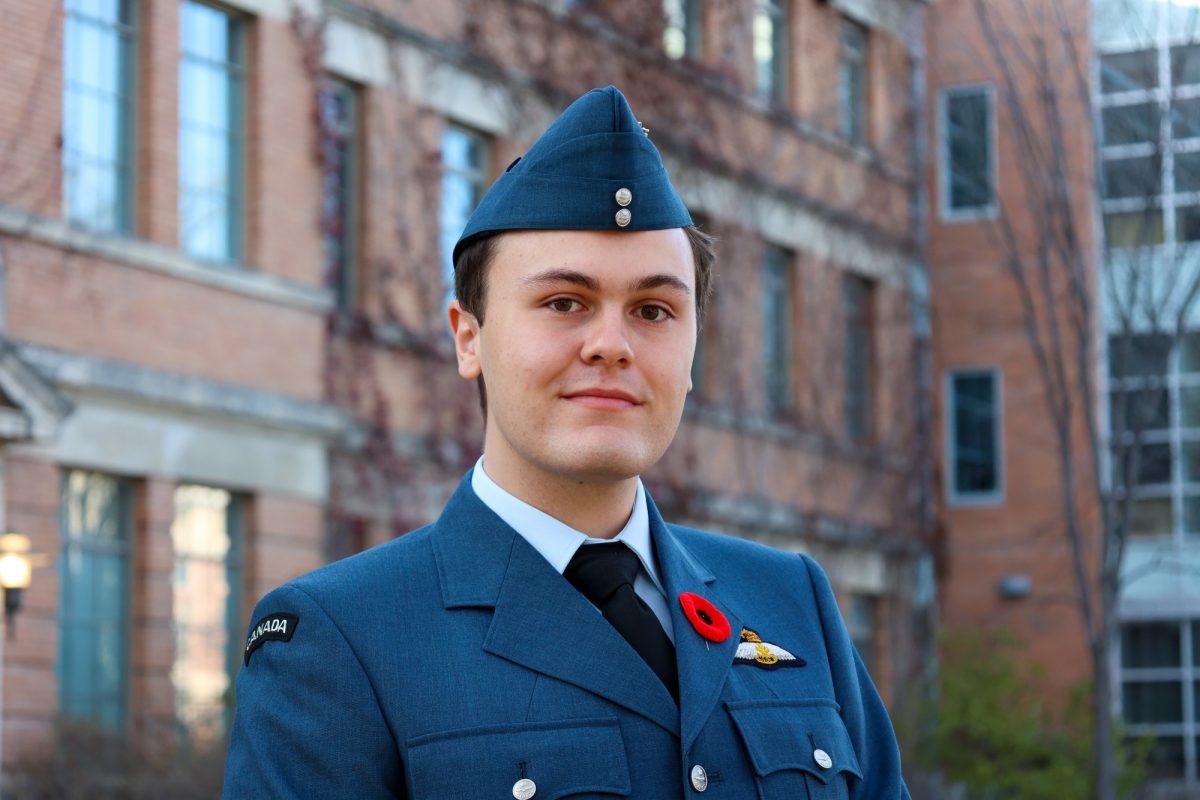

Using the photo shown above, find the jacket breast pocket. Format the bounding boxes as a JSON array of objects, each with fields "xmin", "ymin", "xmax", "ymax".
[
  {"xmin": 405, "ymin": 717, "xmax": 631, "ymax": 799},
  {"xmin": 727, "ymin": 699, "xmax": 863, "ymax": 800}
]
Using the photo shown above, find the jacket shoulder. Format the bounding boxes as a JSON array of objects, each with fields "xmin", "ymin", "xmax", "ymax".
[{"xmin": 281, "ymin": 523, "xmax": 437, "ymax": 605}]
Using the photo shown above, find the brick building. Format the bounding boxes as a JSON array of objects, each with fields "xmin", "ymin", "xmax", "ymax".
[
  {"xmin": 0, "ymin": 0, "xmax": 935, "ymax": 779},
  {"xmin": 927, "ymin": 0, "xmax": 1200, "ymax": 792}
]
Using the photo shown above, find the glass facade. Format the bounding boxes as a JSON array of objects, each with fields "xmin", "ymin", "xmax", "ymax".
[
  {"xmin": 171, "ymin": 485, "xmax": 242, "ymax": 745},
  {"xmin": 753, "ymin": 0, "xmax": 788, "ymax": 105},
  {"xmin": 439, "ymin": 125, "xmax": 490, "ymax": 310},
  {"xmin": 320, "ymin": 79, "xmax": 362, "ymax": 311},
  {"xmin": 949, "ymin": 370, "xmax": 1001, "ymax": 501},
  {"xmin": 1120, "ymin": 620, "xmax": 1199, "ymax": 783},
  {"xmin": 941, "ymin": 86, "xmax": 994, "ymax": 215},
  {"xmin": 839, "ymin": 18, "xmax": 869, "ymax": 145},
  {"xmin": 62, "ymin": 0, "xmax": 137, "ymax": 233},
  {"xmin": 179, "ymin": 1, "xmax": 246, "ymax": 263},
  {"xmin": 59, "ymin": 470, "xmax": 132, "ymax": 731},
  {"xmin": 762, "ymin": 245, "xmax": 793, "ymax": 416}
]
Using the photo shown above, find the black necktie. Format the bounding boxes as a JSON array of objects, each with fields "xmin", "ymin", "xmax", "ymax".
[{"xmin": 564, "ymin": 543, "xmax": 679, "ymax": 703}]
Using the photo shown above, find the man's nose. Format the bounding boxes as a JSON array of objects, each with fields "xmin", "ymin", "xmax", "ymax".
[{"xmin": 580, "ymin": 307, "xmax": 634, "ymax": 366}]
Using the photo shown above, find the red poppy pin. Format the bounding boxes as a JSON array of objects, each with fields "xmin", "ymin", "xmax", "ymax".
[{"xmin": 678, "ymin": 592, "xmax": 731, "ymax": 643}]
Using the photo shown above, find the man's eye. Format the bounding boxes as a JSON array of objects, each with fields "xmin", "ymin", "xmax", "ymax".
[
  {"xmin": 637, "ymin": 305, "xmax": 670, "ymax": 321},
  {"xmin": 549, "ymin": 298, "xmax": 580, "ymax": 313}
]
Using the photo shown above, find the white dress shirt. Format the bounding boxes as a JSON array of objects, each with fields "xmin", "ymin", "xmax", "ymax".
[{"xmin": 471, "ymin": 456, "xmax": 675, "ymax": 642}]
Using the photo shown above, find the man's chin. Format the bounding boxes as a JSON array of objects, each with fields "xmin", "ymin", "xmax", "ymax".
[{"xmin": 548, "ymin": 445, "xmax": 655, "ymax": 484}]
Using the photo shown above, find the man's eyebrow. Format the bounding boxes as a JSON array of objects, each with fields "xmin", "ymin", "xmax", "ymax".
[
  {"xmin": 520, "ymin": 269, "xmax": 600, "ymax": 292},
  {"xmin": 519, "ymin": 268, "xmax": 691, "ymax": 296},
  {"xmin": 631, "ymin": 274, "xmax": 691, "ymax": 296}
]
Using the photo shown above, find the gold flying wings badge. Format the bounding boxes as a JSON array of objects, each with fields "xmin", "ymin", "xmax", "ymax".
[{"xmin": 734, "ymin": 627, "xmax": 806, "ymax": 670}]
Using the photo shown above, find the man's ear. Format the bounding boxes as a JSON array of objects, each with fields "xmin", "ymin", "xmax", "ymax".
[{"xmin": 448, "ymin": 299, "xmax": 482, "ymax": 380}]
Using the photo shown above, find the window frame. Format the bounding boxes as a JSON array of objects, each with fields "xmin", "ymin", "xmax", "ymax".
[
  {"xmin": 843, "ymin": 273, "xmax": 876, "ymax": 443},
  {"xmin": 762, "ymin": 243, "xmax": 795, "ymax": 418},
  {"xmin": 945, "ymin": 366, "xmax": 1006, "ymax": 506},
  {"xmin": 439, "ymin": 122, "xmax": 492, "ymax": 310},
  {"xmin": 753, "ymin": 0, "xmax": 790, "ymax": 107},
  {"xmin": 321, "ymin": 77, "xmax": 363, "ymax": 312},
  {"xmin": 57, "ymin": 469, "xmax": 134, "ymax": 732},
  {"xmin": 62, "ymin": 0, "xmax": 139, "ymax": 235},
  {"xmin": 663, "ymin": 0, "xmax": 703, "ymax": 61},
  {"xmin": 178, "ymin": 0, "xmax": 249, "ymax": 265},
  {"xmin": 838, "ymin": 16, "xmax": 870, "ymax": 146},
  {"xmin": 938, "ymin": 83, "xmax": 999, "ymax": 222}
]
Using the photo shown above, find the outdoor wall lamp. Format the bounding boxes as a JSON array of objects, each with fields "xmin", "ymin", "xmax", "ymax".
[{"xmin": 0, "ymin": 533, "xmax": 40, "ymax": 638}]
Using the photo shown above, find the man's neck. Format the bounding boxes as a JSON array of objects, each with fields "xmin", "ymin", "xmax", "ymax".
[{"xmin": 480, "ymin": 451, "xmax": 640, "ymax": 539}]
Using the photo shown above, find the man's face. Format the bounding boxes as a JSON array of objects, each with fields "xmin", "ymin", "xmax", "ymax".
[{"xmin": 451, "ymin": 228, "xmax": 697, "ymax": 485}]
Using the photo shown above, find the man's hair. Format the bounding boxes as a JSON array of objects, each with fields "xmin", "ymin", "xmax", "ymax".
[{"xmin": 454, "ymin": 226, "xmax": 717, "ymax": 419}]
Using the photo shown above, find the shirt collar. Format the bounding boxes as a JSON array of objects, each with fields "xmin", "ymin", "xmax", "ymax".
[{"xmin": 470, "ymin": 456, "xmax": 665, "ymax": 593}]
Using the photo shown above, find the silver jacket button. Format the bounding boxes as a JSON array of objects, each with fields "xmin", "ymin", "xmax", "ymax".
[
  {"xmin": 615, "ymin": 208, "xmax": 632, "ymax": 227},
  {"xmin": 512, "ymin": 777, "xmax": 536, "ymax": 799},
  {"xmin": 814, "ymin": 748, "xmax": 833, "ymax": 769},
  {"xmin": 690, "ymin": 764, "xmax": 708, "ymax": 792},
  {"xmin": 615, "ymin": 187, "xmax": 632, "ymax": 207}
]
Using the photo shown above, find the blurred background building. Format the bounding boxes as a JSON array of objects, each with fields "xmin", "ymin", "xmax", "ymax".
[{"xmin": 0, "ymin": 0, "xmax": 1194, "ymax": 796}]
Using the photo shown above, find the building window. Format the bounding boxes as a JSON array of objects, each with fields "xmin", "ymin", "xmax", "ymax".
[
  {"xmin": 62, "ymin": 0, "xmax": 137, "ymax": 233},
  {"xmin": 762, "ymin": 245, "xmax": 793, "ymax": 416},
  {"xmin": 171, "ymin": 485, "xmax": 243, "ymax": 745},
  {"xmin": 753, "ymin": 0, "xmax": 788, "ymax": 105},
  {"xmin": 320, "ymin": 78, "xmax": 362, "ymax": 311},
  {"xmin": 848, "ymin": 595, "xmax": 878, "ymax": 676},
  {"xmin": 59, "ymin": 470, "xmax": 132, "ymax": 731},
  {"xmin": 440, "ymin": 124, "xmax": 490, "ymax": 309},
  {"xmin": 1097, "ymin": 12, "xmax": 1200, "ymax": 249},
  {"xmin": 948, "ymin": 369, "xmax": 1003, "ymax": 503},
  {"xmin": 1119, "ymin": 619, "xmax": 1198, "ymax": 784},
  {"xmin": 1107, "ymin": 332, "xmax": 1200, "ymax": 539},
  {"xmin": 179, "ymin": 1, "xmax": 246, "ymax": 263},
  {"xmin": 839, "ymin": 18, "xmax": 869, "ymax": 145},
  {"xmin": 844, "ymin": 274, "xmax": 875, "ymax": 441},
  {"xmin": 663, "ymin": 0, "xmax": 702, "ymax": 60},
  {"xmin": 940, "ymin": 85, "xmax": 995, "ymax": 217}
]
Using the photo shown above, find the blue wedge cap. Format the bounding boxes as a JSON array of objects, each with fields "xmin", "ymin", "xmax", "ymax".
[{"xmin": 451, "ymin": 85, "xmax": 693, "ymax": 264}]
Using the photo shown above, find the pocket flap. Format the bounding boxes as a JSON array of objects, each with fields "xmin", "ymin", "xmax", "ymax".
[
  {"xmin": 727, "ymin": 699, "xmax": 864, "ymax": 785},
  {"xmin": 406, "ymin": 717, "xmax": 631, "ymax": 799}
]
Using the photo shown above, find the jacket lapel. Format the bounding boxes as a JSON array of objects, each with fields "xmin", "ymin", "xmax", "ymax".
[
  {"xmin": 647, "ymin": 495, "xmax": 742, "ymax": 753},
  {"xmin": 430, "ymin": 473, "xmax": 680, "ymax": 736}
]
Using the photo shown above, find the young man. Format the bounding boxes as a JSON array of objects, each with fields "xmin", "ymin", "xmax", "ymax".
[{"xmin": 224, "ymin": 86, "xmax": 910, "ymax": 799}]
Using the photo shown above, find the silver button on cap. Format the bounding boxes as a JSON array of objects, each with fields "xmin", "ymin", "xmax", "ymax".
[
  {"xmin": 615, "ymin": 208, "xmax": 632, "ymax": 227},
  {"xmin": 690, "ymin": 764, "xmax": 708, "ymax": 792},
  {"xmin": 615, "ymin": 187, "xmax": 632, "ymax": 207},
  {"xmin": 513, "ymin": 777, "xmax": 537, "ymax": 799},
  {"xmin": 814, "ymin": 748, "xmax": 833, "ymax": 769}
]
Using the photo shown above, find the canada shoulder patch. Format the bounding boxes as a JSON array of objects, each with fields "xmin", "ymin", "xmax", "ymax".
[
  {"xmin": 244, "ymin": 612, "xmax": 299, "ymax": 665},
  {"xmin": 733, "ymin": 627, "xmax": 806, "ymax": 670}
]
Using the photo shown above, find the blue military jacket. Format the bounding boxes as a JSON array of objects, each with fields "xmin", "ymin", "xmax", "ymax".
[{"xmin": 224, "ymin": 473, "xmax": 910, "ymax": 798}]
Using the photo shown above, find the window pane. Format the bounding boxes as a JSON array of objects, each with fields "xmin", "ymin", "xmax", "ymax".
[
  {"xmin": 753, "ymin": 0, "xmax": 787, "ymax": 103},
  {"xmin": 172, "ymin": 486, "xmax": 238, "ymax": 745},
  {"xmin": 844, "ymin": 276, "xmax": 874, "ymax": 440},
  {"xmin": 320, "ymin": 80, "xmax": 360, "ymax": 311},
  {"xmin": 1130, "ymin": 496, "xmax": 1173, "ymax": 536},
  {"xmin": 663, "ymin": 0, "xmax": 700, "ymax": 60},
  {"xmin": 952, "ymin": 371, "xmax": 999, "ymax": 496},
  {"xmin": 1170, "ymin": 96, "xmax": 1200, "ymax": 140},
  {"xmin": 1103, "ymin": 102, "xmax": 1160, "ymax": 146},
  {"xmin": 1101, "ymin": 50, "xmax": 1158, "ymax": 93},
  {"xmin": 1122, "ymin": 622, "xmax": 1182, "ymax": 667},
  {"xmin": 1104, "ymin": 209, "xmax": 1164, "ymax": 247},
  {"xmin": 1108, "ymin": 332, "xmax": 1169, "ymax": 379},
  {"xmin": 1103, "ymin": 155, "xmax": 1161, "ymax": 199},
  {"xmin": 945, "ymin": 90, "xmax": 993, "ymax": 211},
  {"xmin": 179, "ymin": 1, "xmax": 243, "ymax": 263},
  {"xmin": 1110, "ymin": 387, "xmax": 1169, "ymax": 435},
  {"xmin": 1178, "ymin": 204, "xmax": 1200, "ymax": 242},
  {"xmin": 849, "ymin": 595, "xmax": 876, "ymax": 676},
  {"xmin": 440, "ymin": 126, "xmax": 490, "ymax": 308},
  {"xmin": 763, "ymin": 247, "xmax": 792, "ymax": 415},
  {"xmin": 1182, "ymin": 441, "xmax": 1200, "ymax": 482},
  {"xmin": 1141, "ymin": 736, "xmax": 1186, "ymax": 779},
  {"xmin": 1175, "ymin": 151, "xmax": 1200, "ymax": 194},
  {"xmin": 1171, "ymin": 43, "xmax": 1200, "ymax": 86},
  {"xmin": 1183, "ymin": 494, "xmax": 1200, "ymax": 533},
  {"xmin": 1194, "ymin": 621, "xmax": 1200, "ymax": 663},
  {"xmin": 1123, "ymin": 681, "xmax": 1183, "ymax": 723},
  {"xmin": 59, "ymin": 470, "xmax": 130, "ymax": 731},
  {"xmin": 839, "ymin": 19, "xmax": 868, "ymax": 144}
]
